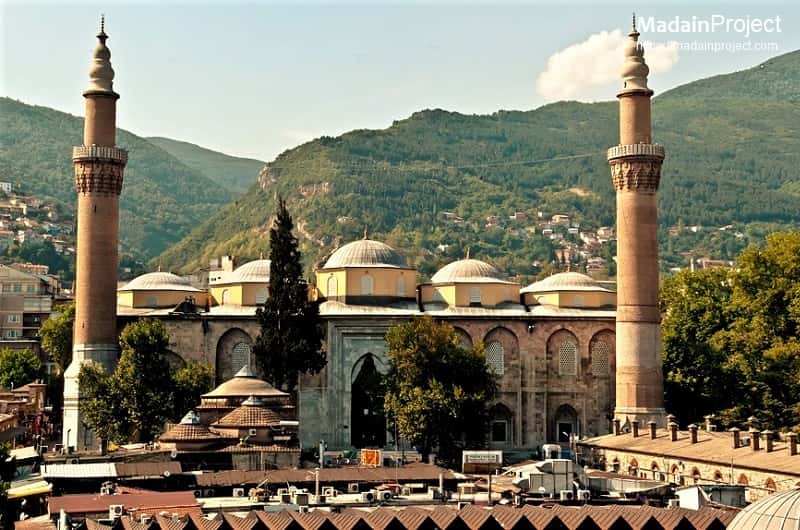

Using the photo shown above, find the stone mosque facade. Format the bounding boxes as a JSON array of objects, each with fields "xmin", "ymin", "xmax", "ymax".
[{"xmin": 116, "ymin": 242, "xmax": 617, "ymax": 452}]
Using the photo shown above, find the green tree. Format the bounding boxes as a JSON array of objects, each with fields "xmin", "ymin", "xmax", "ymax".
[
  {"xmin": 660, "ymin": 267, "xmax": 733, "ymax": 424},
  {"xmin": 254, "ymin": 197, "xmax": 325, "ymax": 392},
  {"xmin": 172, "ymin": 362, "xmax": 215, "ymax": 420},
  {"xmin": 713, "ymin": 232, "xmax": 800, "ymax": 429},
  {"xmin": 40, "ymin": 302, "xmax": 74, "ymax": 372},
  {"xmin": 115, "ymin": 319, "xmax": 175, "ymax": 442},
  {"xmin": 384, "ymin": 317, "xmax": 497, "ymax": 465},
  {"xmin": 0, "ymin": 348, "xmax": 42, "ymax": 389},
  {"xmin": 78, "ymin": 362, "xmax": 125, "ymax": 447}
]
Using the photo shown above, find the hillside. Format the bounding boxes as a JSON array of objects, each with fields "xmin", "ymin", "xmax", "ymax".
[
  {"xmin": 157, "ymin": 50, "xmax": 800, "ymax": 281},
  {"xmin": 0, "ymin": 98, "xmax": 234, "ymax": 259},
  {"xmin": 146, "ymin": 137, "xmax": 263, "ymax": 193}
]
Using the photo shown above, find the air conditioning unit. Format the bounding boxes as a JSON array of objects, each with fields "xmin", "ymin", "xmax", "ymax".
[
  {"xmin": 204, "ymin": 489, "xmax": 215, "ymax": 498},
  {"xmin": 577, "ymin": 490, "xmax": 591, "ymax": 501},
  {"xmin": 400, "ymin": 487, "xmax": 412, "ymax": 496},
  {"xmin": 360, "ymin": 491, "xmax": 376, "ymax": 503},
  {"xmin": 67, "ymin": 457, "xmax": 80, "ymax": 465},
  {"xmin": 559, "ymin": 490, "xmax": 574, "ymax": 501},
  {"xmin": 298, "ymin": 506, "xmax": 310, "ymax": 513},
  {"xmin": 293, "ymin": 493, "xmax": 309, "ymax": 506},
  {"xmin": 108, "ymin": 505, "xmax": 124, "ymax": 519},
  {"xmin": 193, "ymin": 490, "xmax": 203, "ymax": 498},
  {"xmin": 277, "ymin": 488, "xmax": 289, "ymax": 496},
  {"xmin": 279, "ymin": 493, "xmax": 291, "ymax": 504},
  {"xmin": 315, "ymin": 495, "xmax": 326, "ymax": 504},
  {"xmin": 428, "ymin": 487, "xmax": 442, "ymax": 500},
  {"xmin": 668, "ymin": 498, "xmax": 681, "ymax": 508},
  {"xmin": 141, "ymin": 515, "xmax": 153, "ymax": 525},
  {"xmin": 233, "ymin": 488, "xmax": 246, "ymax": 497},
  {"xmin": 513, "ymin": 495, "xmax": 525, "ymax": 507},
  {"xmin": 348, "ymin": 483, "xmax": 360, "ymax": 493},
  {"xmin": 248, "ymin": 428, "xmax": 258, "ymax": 436},
  {"xmin": 380, "ymin": 490, "xmax": 392, "ymax": 502},
  {"xmin": 322, "ymin": 487, "xmax": 336, "ymax": 497}
]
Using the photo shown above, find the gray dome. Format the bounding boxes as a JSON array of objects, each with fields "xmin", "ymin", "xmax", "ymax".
[
  {"xmin": 229, "ymin": 259, "xmax": 270, "ymax": 283},
  {"xmin": 431, "ymin": 259, "xmax": 508, "ymax": 284},
  {"xmin": 521, "ymin": 272, "xmax": 610, "ymax": 294},
  {"xmin": 323, "ymin": 239, "xmax": 407, "ymax": 269},
  {"xmin": 119, "ymin": 272, "xmax": 199, "ymax": 292},
  {"xmin": 727, "ymin": 488, "xmax": 800, "ymax": 530}
]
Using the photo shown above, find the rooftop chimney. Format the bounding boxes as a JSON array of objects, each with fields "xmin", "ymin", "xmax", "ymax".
[
  {"xmin": 730, "ymin": 427, "xmax": 741, "ymax": 449},
  {"xmin": 688, "ymin": 424, "xmax": 698, "ymax": 444},
  {"xmin": 747, "ymin": 416, "xmax": 758, "ymax": 429},
  {"xmin": 666, "ymin": 414, "xmax": 676, "ymax": 430},
  {"xmin": 632, "ymin": 420, "xmax": 640, "ymax": 438},
  {"xmin": 788, "ymin": 432, "xmax": 798, "ymax": 456},
  {"xmin": 704, "ymin": 415, "xmax": 716, "ymax": 431},
  {"xmin": 763, "ymin": 430, "xmax": 774, "ymax": 453},
  {"xmin": 669, "ymin": 422, "xmax": 678, "ymax": 442},
  {"xmin": 648, "ymin": 420, "xmax": 657, "ymax": 440},
  {"xmin": 750, "ymin": 429, "xmax": 761, "ymax": 451},
  {"xmin": 613, "ymin": 418, "xmax": 621, "ymax": 436}
]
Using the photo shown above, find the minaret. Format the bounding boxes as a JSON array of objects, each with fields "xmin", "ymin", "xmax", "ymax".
[
  {"xmin": 62, "ymin": 17, "xmax": 127, "ymax": 451},
  {"xmin": 607, "ymin": 16, "xmax": 666, "ymax": 427}
]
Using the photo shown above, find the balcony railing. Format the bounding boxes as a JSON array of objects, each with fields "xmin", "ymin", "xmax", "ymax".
[
  {"xmin": 72, "ymin": 145, "xmax": 128, "ymax": 164},
  {"xmin": 607, "ymin": 143, "xmax": 665, "ymax": 160}
]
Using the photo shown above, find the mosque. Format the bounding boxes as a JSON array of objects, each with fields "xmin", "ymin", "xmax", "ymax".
[{"xmin": 64, "ymin": 17, "xmax": 665, "ymax": 456}]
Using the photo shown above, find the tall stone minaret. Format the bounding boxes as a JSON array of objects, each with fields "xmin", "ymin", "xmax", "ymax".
[
  {"xmin": 607, "ymin": 16, "xmax": 666, "ymax": 428},
  {"xmin": 62, "ymin": 17, "xmax": 127, "ymax": 451}
]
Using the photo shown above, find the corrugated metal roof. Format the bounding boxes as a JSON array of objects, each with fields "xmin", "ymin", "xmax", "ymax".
[{"xmin": 42, "ymin": 462, "xmax": 117, "ymax": 478}]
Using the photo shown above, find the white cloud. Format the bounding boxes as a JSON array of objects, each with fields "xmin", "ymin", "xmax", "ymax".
[{"xmin": 536, "ymin": 29, "xmax": 679, "ymax": 103}]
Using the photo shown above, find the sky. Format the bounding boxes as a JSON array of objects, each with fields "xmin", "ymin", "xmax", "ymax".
[{"xmin": 2, "ymin": 0, "xmax": 799, "ymax": 161}]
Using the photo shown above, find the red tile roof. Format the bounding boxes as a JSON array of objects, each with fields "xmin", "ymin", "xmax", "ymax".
[{"xmin": 48, "ymin": 491, "xmax": 200, "ymax": 517}]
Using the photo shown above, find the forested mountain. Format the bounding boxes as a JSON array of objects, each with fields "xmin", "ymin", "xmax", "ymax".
[
  {"xmin": 0, "ymin": 98, "xmax": 235, "ymax": 259},
  {"xmin": 146, "ymin": 137, "xmax": 263, "ymax": 193},
  {"xmin": 157, "ymin": 50, "xmax": 800, "ymax": 281}
]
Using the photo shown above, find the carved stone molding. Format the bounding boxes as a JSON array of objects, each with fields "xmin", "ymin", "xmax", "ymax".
[{"xmin": 609, "ymin": 157, "xmax": 662, "ymax": 192}]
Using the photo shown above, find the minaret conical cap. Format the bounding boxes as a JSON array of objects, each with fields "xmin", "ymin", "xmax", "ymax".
[
  {"xmin": 85, "ymin": 15, "xmax": 116, "ymax": 95},
  {"xmin": 620, "ymin": 13, "xmax": 650, "ymax": 92}
]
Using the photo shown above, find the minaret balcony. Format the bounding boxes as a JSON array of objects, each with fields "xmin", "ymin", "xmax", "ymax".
[
  {"xmin": 607, "ymin": 143, "xmax": 665, "ymax": 161},
  {"xmin": 72, "ymin": 145, "xmax": 128, "ymax": 164}
]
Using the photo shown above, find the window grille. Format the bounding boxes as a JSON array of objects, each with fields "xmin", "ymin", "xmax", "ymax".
[
  {"xmin": 558, "ymin": 339, "xmax": 577, "ymax": 375},
  {"xmin": 486, "ymin": 341, "xmax": 505, "ymax": 376},
  {"xmin": 361, "ymin": 274, "xmax": 373, "ymax": 295},
  {"xmin": 231, "ymin": 342, "xmax": 252, "ymax": 374},
  {"xmin": 591, "ymin": 340, "xmax": 610, "ymax": 376}
]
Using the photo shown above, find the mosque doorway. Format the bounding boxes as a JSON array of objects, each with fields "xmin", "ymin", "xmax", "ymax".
[
  {"xmin": 554, "ymin": 404, "xmax": 579, "ymax": 443},
  {"xmin": 351, "ymin": 354, "xmax": 386, "ymax": 448}
]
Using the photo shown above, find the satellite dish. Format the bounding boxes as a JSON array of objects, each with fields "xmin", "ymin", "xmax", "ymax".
[{"xmin": 170, "ymin": 449, "xmax": 178, "ymax": 459}]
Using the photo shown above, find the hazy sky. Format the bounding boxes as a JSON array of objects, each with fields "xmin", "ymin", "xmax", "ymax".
[{"xmin": 3, "ymin": 1, "xmax": 799, "ymax": 161}]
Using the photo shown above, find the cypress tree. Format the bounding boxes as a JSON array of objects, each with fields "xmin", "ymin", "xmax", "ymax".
[{"xmin": 254, "ymin": 197, "xmax": 325, "ymax": 392}]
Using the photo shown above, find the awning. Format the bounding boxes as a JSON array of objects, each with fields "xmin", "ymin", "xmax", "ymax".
[{"xmin": 7, "ymin": 480, "xmax": 52, "ymax": 499}]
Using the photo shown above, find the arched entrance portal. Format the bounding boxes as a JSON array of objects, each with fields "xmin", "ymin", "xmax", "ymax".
[
  {"xmin": 554, "ymin": 404, "xmax": 579, "ymax": 443},
  {"xmin": 351, "ymin": 354, "xmax": 386, "ymax": 448}
]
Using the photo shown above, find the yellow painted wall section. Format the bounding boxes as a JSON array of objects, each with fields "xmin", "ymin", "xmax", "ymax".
[
  {"xmin": 315, "ymin": 270, "xmax": 348, "ymax": 298},
  {"xmin": 344, "ymin": 268, "xmax": 416, "ymax": 297},
  {"xmin": 453, "ymin": 283, "xmax": 519, "ymax": 307},
  {"xmin": 117, "ymin": 291, "xmax": 134, "ymax": 307},
  {"xmin": 117, "ymin": 289, "xmax": 206, "ymax": 309},
  {"xmin": 210, "ymin": 285, "xmax": 243, "ymax": 306},
  {"xmin": 523, "ymin": 290, "xmax": 616, "ymax": 308}
]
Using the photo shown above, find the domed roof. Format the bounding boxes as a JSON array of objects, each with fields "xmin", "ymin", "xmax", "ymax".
[
  {"xmin": 213, "ymin": 395, "xmax": 283, "ymax": 428},
  {"xmin": 727, "ymin": 488, "xmax": 800, "ymax": 530},
  {"xmin": 431, "ymin": 258, "xmax": 511, "ymax": 284},
  {"xmin": 322, "ymin": 239, "xmax": 407, "ymax": 269},
  {"xmin": 212, "ymin": 259, "xmax": 271, "ymax": 285},
  {"xmin": 201, "ymin": 365, "xmax": 289, "ymax": 399},
  {"xmin": 159, "ymin": 411, "xmax": 230, "ymax": 442},
  {"xmin": 521, "ymin": 272, "xmax": 611, "ymax": 294},
  {"xmin": 119, "ymin": 271, "xmax": 200, "ymax": 292}
]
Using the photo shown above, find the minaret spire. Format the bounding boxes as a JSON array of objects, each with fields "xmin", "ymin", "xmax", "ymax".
[{"xmin": 631, "ymin": 12, "xmax": 637, "ymax": 34}]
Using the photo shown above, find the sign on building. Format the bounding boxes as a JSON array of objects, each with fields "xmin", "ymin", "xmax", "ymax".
[{"xmin": 462, "ymin": 450, "xmax": 503, "ymax": 474}]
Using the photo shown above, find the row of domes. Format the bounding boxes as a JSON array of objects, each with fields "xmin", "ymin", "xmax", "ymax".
[{"xmin": 120, "ymin": 239, "xmax": 608, "ymax": 293}]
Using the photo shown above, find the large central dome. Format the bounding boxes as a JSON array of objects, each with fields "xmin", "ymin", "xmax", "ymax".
[
  {"xmin": 431, "ymin": 258, "xmax": 509, "ymax": 284},
  {"xmin": 323, "ymin": 239, "xmax": 407, "ymax": 269},
  {"xmin": 119, "ymin": 271, "xmax": 200, "ymax": 292}
]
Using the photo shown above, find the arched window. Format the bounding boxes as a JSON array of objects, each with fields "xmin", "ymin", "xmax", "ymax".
[
  {"xmin": 737, "ymin": 474, "xmax": 749, "ymax": 486},
  {"xmin": 361, "ymin": 274, "xmax": 374, "ymax": 295},
  {"xmin": 765, "ymin": 478, "xmax": 777, "ymax": 492},
  {"xmin": 558, "ymin": 338, "xmax": 578, "ymax": 376},
  {"xmin": 255, "ymin": 288, "xmax": 268, "ymax": 305},
  {"xmin": 145, "ymin": 295, "xmax": 158, "ymax": 307},
  {"xmin": 713, "ymin": 470, "xmax": 724, "ymax": 482},
  {"xmin": 396, "ymin": 275, "xmax": 406, "ymax": 297},
  {"xmin": 486, "ymin": 341, "xmax": 505, "ymax": 376},
  {"xmin": 327, "ymin": 275, "xmax": 338, "ymax": 298},
  {"xmin": 692, "ymin": 467, "xmax": 701, "ymax": 484},
  {"xmin": 231, "ymin": 342, "xmax": 252, "ymax": 374},
  {"xmin": 469, "ymin": 287, "xmax": 481, "ymax": 305},
  {"xmin": 221, "ymin": 289, "xmax": 231, "ymax": 305},
  {"xmin": 591, "ymin": 339, "xmax": 611, "ymax": 376}
]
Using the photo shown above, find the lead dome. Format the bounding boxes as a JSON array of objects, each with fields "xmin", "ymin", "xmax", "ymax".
[
  {"xmin": 521, "ymin": 272, "xmax": 611, "ymax": 293},
  {"xmin": 431, "ymin": 258, "xmax": 509, "ymax": 284},
  {"xmin": 323, "ymin": 239, "xmax": 407, "ymax": 269},
  {"xmin": 118, "ymin": 271, "xmax": 200, "ymax": 292},
  {"xmin": 727, "ymin": 488, "xmax": 800, "ymax": 530}
]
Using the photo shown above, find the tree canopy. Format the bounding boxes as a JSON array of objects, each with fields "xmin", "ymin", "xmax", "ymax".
[
  {"xmin": 40, "ymin": 302, "xmax": 74, "ymax": 373},
  {"xmin": 0, "ymin": 348, "xmax": 42, "ymax": 389},
  {"xmin": 384, "ymin": 317, "xmax": 497, "ymax": 465},
  {"xmin": 172, "ymin": 361, "xmax": 215, "ymax": 421},
  {"xmin": 660, "ymin": 231, "xmax": 800, "ymax": 430},
  {"xmin": 254, "ymin": 197, "xmax": 325, "ymax": 392}
]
